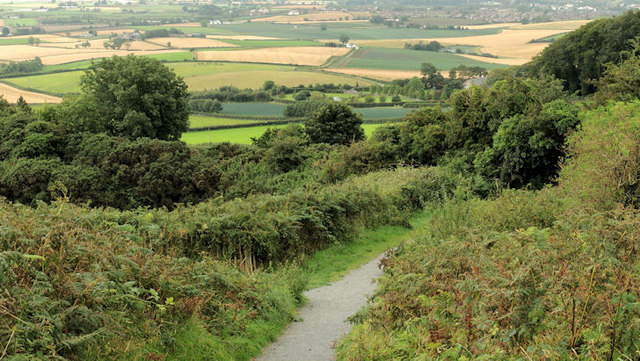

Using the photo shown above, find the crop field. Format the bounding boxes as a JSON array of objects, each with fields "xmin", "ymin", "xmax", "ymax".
[
  {"xmin": 220, "ymin": 102, "xmax": 286, "ymax": 117},
  {"xmin": 146, "ymin": 37, "xmax": 239, "ymax": 49},
  {"xmin": 354, "ymin": 21, "xmax": 591, "ymax": 65},
  {"xmin": 332, "ymin": 47, "xmax": 504, "ymax": 71},
  {"xmin": 0, "ymin": 42, "xmax": 183, "ymax": 65},
  {"xmin": 181, "ymin": 125, "xmax": 288, "ymax": 144},
  {"xmin": 4, "ymin": 18, "xmax": 39, "ymax": 26},
  {"xmin": 253, "ymin": 11, "xmax": 357, "ymax": 23},
  {"xmin": 221, "ymin": 39, "xmax": 323, "ymax": 48},
  {"xmin": 215, "ymin": 22, "xmax": 501, "ymax": 40},
  {"xmin": 4, "ymin": 62, "xmax": 375, "ymax": 97},
  {"xmin": 182, "ymin": 123, "xmax": 383, "ymax": 145},
  {"xmin": 3, "ymin": 71, "xmax": 83, "ymax": 96},
  {"xmin": 188, "ymin": 115, "xmax": 263, "ymax": 128},
  {"xmin": 0, "ymin": 82, "xmax": 61, "ymax": 103},
  {"xmin": 325, "ymin": 68, "xmax": 423, "ymax": 81},
  {"xmin": 509, "ymin": 20, "xmax": 590, "ymax": 30},
  {"xmin": 356, "ymin": 107, "xmax": 414, "ymax": 119},
  {"xmin": 196, "ymin": 46, "xmax": 350, "ymax": 66}
]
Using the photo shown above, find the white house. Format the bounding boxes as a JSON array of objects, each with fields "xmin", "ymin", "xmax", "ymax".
[{"xmin": 288, "ymin": 10, "xmax": 300, "ymax": 16}]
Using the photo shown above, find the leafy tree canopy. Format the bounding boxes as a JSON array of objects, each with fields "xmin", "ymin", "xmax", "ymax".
[
  {"xmin": 305, "ymin": 102, "xmax": 365, "ymax": 145},
  {"xmin": 80, "ymin": 55, "xmax": 190, "ymax": 140}
]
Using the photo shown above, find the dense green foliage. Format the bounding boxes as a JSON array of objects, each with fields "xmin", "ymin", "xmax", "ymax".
[
  {"xmin": 0, "ymin": 57, "xmax": 43, "ymax": 75},
  {"xmin": 0, "ymin": 165, "xmax": 457, "ymax": 360},
  {"xmin": 80, "ymin": 55, "xmax": 190, "ymax": 140},
  {"xmin": 305, "ymin": 102, "xmax": 365, "ymax": 145},
  {"xmin": 338, "ymin": 101, "xmax": 640, "ymax": 360},
  {"xmin": 6, "ymin": 10, "xmax": 640, "ymax": 361},
  {"xmin": 529, "ymin": 10, "xmax": 640, "ymax": 94}
]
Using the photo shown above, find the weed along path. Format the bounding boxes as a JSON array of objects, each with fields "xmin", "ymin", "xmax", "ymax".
[{"xmin": 255, "ymin": 253, "xmax": 386, "ymax": 361}]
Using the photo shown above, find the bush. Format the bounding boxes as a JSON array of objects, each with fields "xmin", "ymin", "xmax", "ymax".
[{"xmin": 305, "ymin": 102, "xmax": 365, "ymax": 145}]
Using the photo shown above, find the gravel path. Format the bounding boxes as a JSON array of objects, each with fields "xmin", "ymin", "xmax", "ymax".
[{"xmin": 255, "ymin": 253, "xmax": 385, "ymax": 361}]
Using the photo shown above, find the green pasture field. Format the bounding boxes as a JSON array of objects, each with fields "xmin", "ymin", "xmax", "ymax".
[
  {"xmin": 216, "ymin": 22, "xmax": 501, "ymax": 40},
  {"xmin": 4, "ymin": 18, "xmax": 39, "ymax": 26},
  {"xmin": 5, "ymin": 61, "xmax": 374, "ymax": 95},
  {"xmin": 182, "ymin": 123, "xmax": 383, "ymax": 145},
  {"xmin": 133, "ymin": 25, "xmax": 234, "ymax": 36},
  {"xmin": 222, "ymin": 39, "xmax": 323, "ymax": 48},
  {"xmin": 0, "ymin": 38, "xmax": 48, "ymax": 45},
  {"xmin": 332, "ymin": 47, "xmax": 506, "ymax": 71},
  {"xmin": 356, "ymin": 107, "xmax": 414, "ymax": 119},
  {"xmin": 2, "ymin": 71, "xmax": 83, "ymax": 95},
  {"xmin": 188, "ymin": 115, "xmax": 260, "ymax": 128},
  {"xmin": 41, "ymin": 52, "xmax": 192, "ymax": 72},
  {"xmin": 220, "ymin": 102, "xmax": 286, "ymax": 117}
]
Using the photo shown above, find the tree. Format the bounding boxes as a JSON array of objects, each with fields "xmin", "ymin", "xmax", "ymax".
[
  {"xmin": 80, "ymin": 55, "xmax": 190, "ymax": 140},
  {"xmin": 339, "ymin": 34, "xmax": 350, "ymax": 44},
  {"xmin": 420, "ymin": 62, "xmax": 437, "ymax": 77},
  {"xmin": 305, "ymin": 102, "xmax": 364, "ymax": 145},
  {"xmin": 1, "ymin": 27, "xmax": 10, "ymax": 36}
]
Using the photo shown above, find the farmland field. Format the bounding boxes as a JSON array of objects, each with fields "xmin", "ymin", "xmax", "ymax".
[
  {"xmin": 356, "ymin": 107, "xmax": 414, "ymax": 119},
  {"xmin": 4, "ymin": 62, "xmax": 376, "ymax": 97},
  {"xmin": 220, "ymin": 103, "xmax": 286, "ymax": 117},
  {"xmin": 325, "ymin": 68, "xmax": 424, "ymax": 81},
  {"xmin": 253, "ymin": 11, "xmax": 357, "ymax": 23},
  {"xmin": 146, "ymin": 37, "xmax": 239, "ymax": 49},
  {"xmin": 182, "ymin": 123, "xmax": 383, "ymax": 144},
  {"xmin": 188, "ymin": 115, "xmax": 267, "ymax": 128},
  {"xmin": 221, "ymin": 39, "xmax": 323, "ymax": 48},
  {"xmin": 332, "ymin": 47, "xmax": 505, "ymax": 71},
  {"xmin": 0, "ymin": 82, "xmax": 61, "ymax": 103},
  {"xmin": 196, "ymin": 46, "xmax": 350, "ymax": 66},
  {"xmin": 3, "ymin": 71, "xmax": 83, "ymax": 96},
  {"xmin": 221, "ymin": 22, "xmax": 502, "ymax": 40}
]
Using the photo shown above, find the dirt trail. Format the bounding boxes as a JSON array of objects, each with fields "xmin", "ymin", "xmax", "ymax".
[{"xmin": 255, "ymin": 253, "xmax": 385, "ymax": 361}]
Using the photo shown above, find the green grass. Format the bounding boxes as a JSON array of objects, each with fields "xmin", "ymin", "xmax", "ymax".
[
  {"xmin": 2, "ymin": 71, "xmax": 83, "ymax": 95},
  {"xmin": 356, "ymin": 107, "xmax": 413, "ymax": 119},
  {"xmin": 181, "ymin": 125, "xmax": 288, "ymax": 144},
  {"xmin": 182, "ymin": 123, "xmax": 382, "ymax": 145},
  {"xmin": 220, "ymin": 102, "xmax": 286, "ymax": 117},
  {"xmin": 4, "ymin": 18, "xmax": 39, "ymax": 26},
  {"xmin": 189, "ymin": 114, "xmax": 269, "ymax": 128},
  {"xmin": 302, "ymin": 211, "xmax": 432, "ymax": 289},
  {"xmin": 43, "ymin": 60, "xmax": 94, "ymax": 72},
  {"xmin": 333, "ymin": 47, "xmax": 506, "ymax": 71},
  {"xmin": 0, "ymin": 38, "xmax": 48, "ymax": 45},
  {"xmin": 222, "ymin": 39, "xmax": 323, "ymax": 48}
]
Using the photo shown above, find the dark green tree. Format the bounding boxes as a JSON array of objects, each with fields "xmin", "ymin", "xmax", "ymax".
[
  {"xmin": 528, "ymin": 10, "xmax": 640, "ymax": 94},
  {"xmin": 80, "ymin": 55, "xmax": 189, "ymax": 140},
  {"xmin": 305, "ymin": 102, "xmax": 364, "ymax": 145}
]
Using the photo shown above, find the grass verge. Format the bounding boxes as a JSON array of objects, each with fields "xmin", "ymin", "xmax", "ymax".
[{"xmin": 301, "ymin": 210, "xmax": 432, "ymax": 289}]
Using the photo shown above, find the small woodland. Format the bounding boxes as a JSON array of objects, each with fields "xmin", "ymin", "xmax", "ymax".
[{"xmin": 3, "ymin": 10, "xmax": 640, "ymax": 361}]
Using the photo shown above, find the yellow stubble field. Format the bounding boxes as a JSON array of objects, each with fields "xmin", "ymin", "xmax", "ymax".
[
  {"xmin": 355, "ymin": 20, "xmax": 592, "ymax": 65},
  {"xmin": 0, "ymin": 82, "xmax": 61, "ymax": 103},
  {"xmin": 196, "ymin": 46, "xmax": 350, "ymax": 66},
  {"xmin": 253, "ymin": 11, "xmax": 358, "ymax": 23},
  {"xmin": 146, "ymin": 37, "xmax": 238, "ymax": 48}
]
